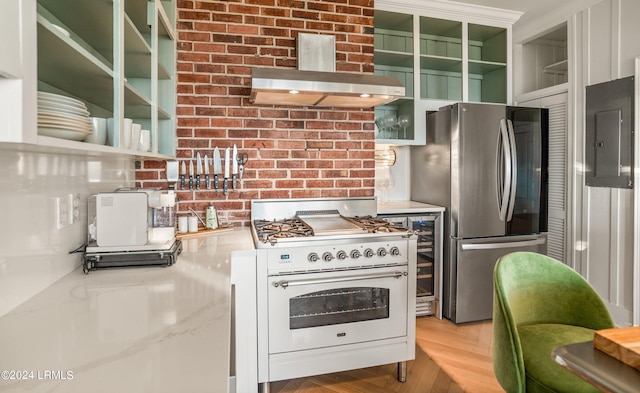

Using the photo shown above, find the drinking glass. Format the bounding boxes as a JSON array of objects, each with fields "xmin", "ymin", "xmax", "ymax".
[{"xmin": 398, "ymin": 115, "xmax": 411, "ymax": 139}]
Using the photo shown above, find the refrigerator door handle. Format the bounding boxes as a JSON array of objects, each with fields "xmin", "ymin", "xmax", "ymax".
[
  {"xmin": 497, "ymin": 119, "xmax": 512, "ymax": 221},
  {"xmin": 460, "ymin": 237, "xmax": 546, "ymax": 251},
  {"xmin": 506, "ymin": 119, "xmax": 518, "ymax": 222}
]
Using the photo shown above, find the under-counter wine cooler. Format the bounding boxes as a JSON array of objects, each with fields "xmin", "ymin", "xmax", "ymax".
[{"xmin": 380, "ymin": 212, "xmax": 443, "ymax": 318}]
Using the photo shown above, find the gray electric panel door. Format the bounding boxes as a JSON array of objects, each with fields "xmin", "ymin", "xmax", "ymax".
[{"xmin": 585, "ymin": 76, "xmax": 634, "ymax": 189}]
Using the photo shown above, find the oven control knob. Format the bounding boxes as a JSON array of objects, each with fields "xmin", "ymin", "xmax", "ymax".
[
  {"xmin": 390, "ymin": 246, "xmax": 400, "ymax": 256},
  {"xmin": 336, "ymin": 250, "xmax": 348, "ymax": 260},
  {"xmin": 364, "ymin": 248, "xmax": 374, "ymax": 258},
  {"xmin": 308, "ymin": 252, "xmax": 319, "ymax": 262},
  {"xmin": 350, "ymin": 250, "xmax": 362, "ymax": 259},
  {"xmin": 322, "ymin": 252, "xmax": 334, "ymax": 262},
  {"xmin": 377, "ymin": 247, "xmax": 387, "ymax": 257}
]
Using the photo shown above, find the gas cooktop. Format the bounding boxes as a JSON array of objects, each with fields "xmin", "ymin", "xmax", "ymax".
[
  {"xmin": 252, "ymin": 214, "xmax": 410, "ymax": 245},
  {"xmin": 250, "ymin": 197, "xmax": 414, "ymax": 247}
]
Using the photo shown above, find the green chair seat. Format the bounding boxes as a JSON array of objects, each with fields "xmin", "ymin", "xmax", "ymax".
[
  {"xmin": 492, "ymin": 252, "xmax": 615, "ymax": 393},
  {"xmin": 518, "ymin": 324, "xmax": 600, "ymax": 393}
]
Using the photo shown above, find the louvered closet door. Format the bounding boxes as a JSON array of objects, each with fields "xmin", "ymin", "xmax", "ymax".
[
  {"xmin": 520, "ymin": 92, "xmax": 568, "ymax": 262},
  {"xmin": 544, "ymin": 93, "xmax": 568, "ymax": 262}
]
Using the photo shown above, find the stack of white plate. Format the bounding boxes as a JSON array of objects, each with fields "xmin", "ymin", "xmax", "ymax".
[{"xmin": 37, "ymin": 91, "xmax": 92, "ymax": 141}]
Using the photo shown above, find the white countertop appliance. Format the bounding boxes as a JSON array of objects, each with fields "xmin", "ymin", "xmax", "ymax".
[
  {"xmin": 250, "ymin": 197, "xmax": 417, "ymax": 392},
  {"xmin": 83, "ymin": 188, "xmax": 181, "ymax": 273}
]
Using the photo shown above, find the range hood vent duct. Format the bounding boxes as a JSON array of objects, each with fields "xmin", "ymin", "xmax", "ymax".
[{"xmin": 250, "ymin": 33, "xmax": 405, "ymax": 108}]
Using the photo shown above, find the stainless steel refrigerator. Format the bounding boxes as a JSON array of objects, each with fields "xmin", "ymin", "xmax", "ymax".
[{"xmin": 411, "ymin": 102, "xmax": 549, "ymax": 324}]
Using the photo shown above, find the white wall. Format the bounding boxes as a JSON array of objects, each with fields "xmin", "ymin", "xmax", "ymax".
[
  {"xmin": 375, "ymin": 145, "xmax": 411, "ymax": 202},
  {"xmin": 575, "ymin": 0, "xmax": 640, "ymax": 326},
  {"xmin": 0, "ymin": 147, "xmax": 135, "ymax": 317},
  {"xmin": 514, "ymin": 0, "xmax": 640, "ymax": 326}
]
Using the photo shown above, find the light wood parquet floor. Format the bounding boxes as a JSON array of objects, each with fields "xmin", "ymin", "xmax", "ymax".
[{"xmin": 270, "ymin": 316, "xmax": 505, "ymax": 393}]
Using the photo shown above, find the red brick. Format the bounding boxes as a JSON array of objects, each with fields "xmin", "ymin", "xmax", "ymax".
[
  {"xmin": 306, "ymin": 179, "xmax": 335, "ymax": 188},
  {"xmin": 244, "ymin": 15, "xmax": 276, "ymax": 26},
  {"xmin": 277, "ymin": 160, "xmax": 304, "ymax": 168},
  {"xmin": 322, "ymin": 188, "xmax": 349, "ymax": 198},
  {"xmin": 291, "ymin": 170, "xmax": 320, "ymax": 178},
  {"xmin": 292, "ymin": 189, "xmax": 322, "ymax": 198},
  {"xmin": 306, "ymin": 21, "xmax": 334, "ymax": 31},
  {"xmin": 276, "ymin": 180, "xmax": 305, "ymax": 188}
]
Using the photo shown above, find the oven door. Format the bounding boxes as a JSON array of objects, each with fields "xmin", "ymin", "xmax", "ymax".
[{"xmin": 268, "ymin": 265, "xmax": 409, "ymax": 354}]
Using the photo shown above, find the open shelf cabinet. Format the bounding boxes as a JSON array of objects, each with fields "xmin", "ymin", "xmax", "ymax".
[
  {"xmin": 0, "ymin": 0, "xmax": 176, "ymax": 158},
  {"xmin": 373, "ymin": 0, "xmax": 518, "ymax": 145}
]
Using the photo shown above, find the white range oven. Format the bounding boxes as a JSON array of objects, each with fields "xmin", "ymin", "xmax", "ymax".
[{"xmin": 247, "ymin": 198, "xmax": 417, "ymax": 393}]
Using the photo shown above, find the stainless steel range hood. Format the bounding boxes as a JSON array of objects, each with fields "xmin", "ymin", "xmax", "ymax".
[{"xmin": 250, "ymin": 34, "xmax": 405, "ymax": 108}]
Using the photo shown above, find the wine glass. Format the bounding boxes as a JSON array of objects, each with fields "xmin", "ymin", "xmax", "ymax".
[
  {"xmin": 375, "ymin": 117, "xmax": 386, "ymax": 138},
  {"xmin": 398, "ymin": 115, "xmax": 411, "ymax": 139}
]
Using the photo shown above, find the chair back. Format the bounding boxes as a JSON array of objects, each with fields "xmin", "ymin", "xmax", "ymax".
[{"xmin": 492, "ymin": 251, "xmax": 614, "ymax": 393}]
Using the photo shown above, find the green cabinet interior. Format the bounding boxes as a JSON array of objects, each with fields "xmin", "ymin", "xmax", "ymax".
[
  {"xmin": 468, "ymin": 23, "xmax": 507, "ymax": 104},
  {"xmin": 373, "ymin": 9, "xmax": 508, "ymax": 143},
  {"xmin": 34, "ymin": 0, "xmax": 176, "ymax": 156}
]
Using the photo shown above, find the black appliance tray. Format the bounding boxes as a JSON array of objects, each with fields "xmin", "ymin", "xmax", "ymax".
[{"xmin": 82, "ymin": 240, "xmax": 182, "ymax": 274}]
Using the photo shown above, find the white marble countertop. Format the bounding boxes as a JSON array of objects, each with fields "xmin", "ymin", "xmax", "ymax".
[
  {"xmin": 377, "ymin": 200, "xmax": 445, "ymax": 215},
  {"xmin": 0, "ymin": 228, "xmax": 255, "ymax": 393}
]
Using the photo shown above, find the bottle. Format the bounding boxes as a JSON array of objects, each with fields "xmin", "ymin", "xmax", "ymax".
[{"xmin": 205, "ymin": 204, "xmax": 218, "ymax": 229}]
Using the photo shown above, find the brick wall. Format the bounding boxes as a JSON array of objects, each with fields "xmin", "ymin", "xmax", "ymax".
[{"xmin": 137, "ymin": 0, "xmax": 376, "ymax": 226}]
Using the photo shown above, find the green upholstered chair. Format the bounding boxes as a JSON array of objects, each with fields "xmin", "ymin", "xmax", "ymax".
[{"xmin": 492, "ymin": 251, "xmax": 615, "ymax": 393}]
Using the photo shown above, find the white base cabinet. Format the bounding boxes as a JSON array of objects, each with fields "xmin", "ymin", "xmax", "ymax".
[{"xmin": 0, "ymin": 0, "xmax": 176, "ymax": 158}]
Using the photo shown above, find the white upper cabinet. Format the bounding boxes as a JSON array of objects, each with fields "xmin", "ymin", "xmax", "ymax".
[
  {"xmin": 515, "ymin": 23, "xmax": 568, "ymax": 97},
  {"xmin": 374, "ymin": 0, "xmax": 521, "ymax": 145},
  {"xmin": 0, "ymin": 0, "xmax": 176, "ymax": 158}
]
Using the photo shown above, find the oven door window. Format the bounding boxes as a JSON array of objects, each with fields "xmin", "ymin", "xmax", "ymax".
[
  {"xmin": 290, "ymin": 287, "xmax": 389, "ymax": 329},
  {"xmin": 268, "ymin": 265, "xmax": 409, "ymax": 354}
]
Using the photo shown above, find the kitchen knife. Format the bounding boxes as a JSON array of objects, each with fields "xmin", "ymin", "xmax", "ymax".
[
  {"xmin": 232, "ymin": 144, "xmax": 238, "ymax": 191},
  {"xmin": 181, "ymin": 161, "xmax": 186, "ymax": 189},
  {"xmin": 204, "ymin": 155, "xmax": 210, "ymax": 189},
  {"xmin": 224, "ymin": 147, "xmax": 230, "ymax": 195},
  {"xmin": 213, "ymin": 147, "xmax": 221, "ymax": 191},
  {"xmin": 196, "ymin": 152, "xmax": 202, "ymax": 189},
  {"xmin": 189, "ymin": 160, "xmax": 194, "ymax": 190}
]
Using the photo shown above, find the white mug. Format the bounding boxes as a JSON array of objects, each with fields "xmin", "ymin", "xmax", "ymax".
[
  {"xmin": 139, "ymin": 129, "xmax": 151, "ymax": 152},
  {"xmin": 121, "ymin": 118, "xmax": 133, "ymax": 150},
  {"xmin": 85, "ymin": 117, "xmax": 107, "ymax": 145},
  {"xmin": 106, "ymin": 118, "xmax": 133, "ymax": 148},
  {"xmin": 106, "ymin": 118, "xmax": 116, "ymax": 146},
  {"xmin": 130, "ymin": 123, "xmax": 142, "ymax": 150}
]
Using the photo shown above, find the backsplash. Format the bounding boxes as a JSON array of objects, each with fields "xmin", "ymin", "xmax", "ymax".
[
  {"xmin": 137, "ymin": 0, "xmax": 378, "ymax": 225},
  {"xmin": 0, "ymin": 147, "xmax": 135, "ymax": 317}
]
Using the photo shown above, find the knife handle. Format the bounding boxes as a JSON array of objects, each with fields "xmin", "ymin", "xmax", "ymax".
[
  {"xmin": 223, "ymin": 178, "xmax": 228, "ymax": 195},
  {"xmin": 205, "ymin": 174, "xmax": 210, "ymax": 189},
  {"xmin": 189, "ymin": 175, "xmax": 193, "ymax": 190},
  {"xmin": 180, "ymin": 175, "xmax": 185, "ymax": 189},
  {"xmin": 214, "ymin": 174, "xmax": 219, "ymax": 190},
  {"xmin": 232, "ymin": 174, "xmax": 237, "ymax": 191},
  {"xmin": 196, "ymin": 174, "xmax": 201, "ymax": 190}
]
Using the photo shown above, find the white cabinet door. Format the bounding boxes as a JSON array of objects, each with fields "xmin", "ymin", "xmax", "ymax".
[
  {"xmin": 520, "ymin": 92, "xmax": 568, "ymax": 263},
  {"xmin": 0, "ymin": 1, "xmax": 23, "ymax": 79}
]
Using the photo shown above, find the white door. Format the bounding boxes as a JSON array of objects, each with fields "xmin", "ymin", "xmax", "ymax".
[{"xmin": 519, "ymin": 92, "xmax": 568, "ymax": 263}]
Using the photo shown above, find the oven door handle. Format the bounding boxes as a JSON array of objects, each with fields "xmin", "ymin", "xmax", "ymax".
[{"xmin": 272, "ymin": 271, "xmax": 408, "ymax": 289}]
